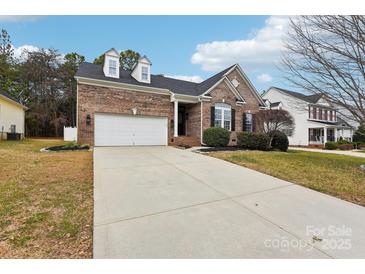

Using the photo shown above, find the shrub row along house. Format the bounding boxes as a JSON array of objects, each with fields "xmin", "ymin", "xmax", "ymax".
[
  {"xmin": 0, "ymin": 89, "xmax": 27, "ymax": 140},
  {"xmin": 75, "ymin": 48, "xmax": 265, "ymax": 146},
  {"xmin": 262, "ymin": 87, "xmax": 355, "ymax": 147}
]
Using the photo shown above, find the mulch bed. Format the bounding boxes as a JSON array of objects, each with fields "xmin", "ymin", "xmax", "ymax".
[
  {"xmin": 197, "ymin": 146, "xmax": 247, "ymax": 152},
  {"xmin": 44, "ymin": 145, "xmax": 90, "ymax": 152}
]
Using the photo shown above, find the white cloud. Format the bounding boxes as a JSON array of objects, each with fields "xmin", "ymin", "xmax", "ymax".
[
  {"xmin": 257, "ymin": 73, "xmax": 272, "ymax": 83},
  {"xmin": 12, "ymin": 44, "xmax": 40, "ymax": 60},
  {"xmin": 0, "ymin": 16, "xmax": 41, "ymax": 22},
  {"xmin": 191, "ymin": 16, "xmax": 290, "ymax": 72},
  {"xmin": 11, "ymin": 44, "xmax": 65, "ymax": 63},
  {"xmin": 166, "ymin": 75, "xmax": 204, "ymax": 83}
]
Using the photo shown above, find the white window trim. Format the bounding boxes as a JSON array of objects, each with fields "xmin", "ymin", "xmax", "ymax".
[
  {"xmin": 214, "ymin": 104, "xmax": 231, "ymax": 131},
  {"xmin": 245, "ymin": 112, "xmax": 253, "ymax": 132},
  {"xmin": 308, "ymin": 105, "xmax": 337, "ymax": 122},
  {"xmin": 141, "ymin": 66, "xmax": 149, "ymax": 81},
  {"xmin": 108, "ymin": 59, "xmax": 117, "ymax": 76}
]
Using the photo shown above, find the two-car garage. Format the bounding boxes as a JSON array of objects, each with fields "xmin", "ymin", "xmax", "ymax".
[{"xmin": 94, "ymin": 113, "xmax": 168, "ymax": 146}]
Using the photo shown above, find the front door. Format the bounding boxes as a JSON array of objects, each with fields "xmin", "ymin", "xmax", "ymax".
[
  {"xmin": 327, "ymin": 128, "xmax": 335, "ymax": 142},
  {"xmin": 178, "ymin": 106, "xmax": 186, "ymax": 136}
]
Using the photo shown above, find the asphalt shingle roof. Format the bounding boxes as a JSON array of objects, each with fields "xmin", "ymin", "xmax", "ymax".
[
  {"xmin": 75, "ymin": 62, "xmax": 236, "ymax": 96},
  {"xmin": 272, "ymin": 86, "xmax": 322, "ymax": 104},
  {"xmin": 309, "ymin": 118, "xmax": 352, "ymax": 127}
]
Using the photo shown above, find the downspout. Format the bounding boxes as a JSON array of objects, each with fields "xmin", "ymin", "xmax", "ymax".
[
  {"xmin": 76, "ymin": 81, "xmax": 78, "ymax": 129},
  {"xmin": 199, "ymin": 97, "xmax": 205, "ymax": 146}
]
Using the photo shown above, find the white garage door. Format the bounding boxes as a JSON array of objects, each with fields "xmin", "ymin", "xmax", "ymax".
[{"xmin": 94, "ymin": 113, "xmax": 168, "ymax": 146}]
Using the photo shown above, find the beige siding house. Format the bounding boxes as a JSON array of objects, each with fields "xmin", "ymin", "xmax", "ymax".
[{"xmin": 0, "ymin": 90, "xmax": 27, "ymax": 140}]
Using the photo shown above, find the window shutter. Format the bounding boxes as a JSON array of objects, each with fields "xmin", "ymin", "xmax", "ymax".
[
  {"xmin": 210, "ymin": 106, "xmax": 215, "ymax": 127},
  {"xmin": 252, "ymin": 113, "xmax": 256, "ymax": 132},
  {"xmin": 242, "ymin": 113, "xmax": 246, "ymax": 131},
  {"xmin": 231, "ymin": 109, "xmax": 235, "ymax": 131}
]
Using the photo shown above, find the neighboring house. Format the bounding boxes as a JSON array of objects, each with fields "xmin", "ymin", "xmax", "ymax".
[
  {"xmin": 75, "ymin": 48, "xmax": 265, "ymax": 146},
  {"xmin": 0, "ymin": 90, "xmax": 27, "ymax": 140},
  {"xmin": 262, "ymin": 86, "xmax": 354, "ymax": 147}
]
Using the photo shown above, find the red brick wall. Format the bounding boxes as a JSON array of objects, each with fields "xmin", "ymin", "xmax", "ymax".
[
  {"xmin": 226, "ymin": 69, "xmax": 262, "ymax": 108},
  {"xmin": 185, "ymin": 103, "xmax": 201, "ymax": 140},
  {"xmin": 77, "ymin": 66, "xmax": 261, "ymax": 146},
  {"xmin": 77, "ymin": 83, "xmax": 173, "ymax": 145},
  {"xmin": 202, "ymin": 68, "xmax": 261, "ymax": 145}
]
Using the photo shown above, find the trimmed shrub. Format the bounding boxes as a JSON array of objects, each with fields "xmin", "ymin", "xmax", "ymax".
[
  {"xmin": 352, "ymin": 142, "xmax": 365, "ymax": 149},
  {"xmin": 203, "ymin": 127, "xmax": 230, "ymax": 147},
  {"xmin": 325, "ymin": 141, "xmax": 338, "ymax": 150},
  {"xmin": 270, "ymin": 131, "xmax": 289, "ymax": 152},
  {"xmin": 337, "ymin": 139, "xmax": 352, "ymax": 145},
  {"xmin": 237, "ymin": 132, "xmax": 271, "ymax": 151},
  {"xmin": 338, "ymin": 144, "xmax": 353, "ymax": 150},
  {"xmin": 237, "ymin": 132, "xmax": 255, "ymax": 149}
]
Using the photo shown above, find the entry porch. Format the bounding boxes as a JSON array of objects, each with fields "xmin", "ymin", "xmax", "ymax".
[
  {"xmin": 171, "ymin": 98, "xmax": 201, "ymax": 147},
  {"xmin": 308, "ymin": 126, "xmax": 353, "ymax": 146}
]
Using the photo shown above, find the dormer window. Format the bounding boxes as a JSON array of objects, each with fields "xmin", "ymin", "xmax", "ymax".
[
  {"xmin": 141, "ymin": 66, "xmax": 149, "ymax": 81},
  {"xmin": 103, "ymin": 48, "xmax": 120, "ymax": 78},
  {"xmin": 109, "ymin": 60, "xmax": 117, "ymax": 76},
  {"xmin": 131, "ymin": 55, "xmax": 152, "ymax": 83}
]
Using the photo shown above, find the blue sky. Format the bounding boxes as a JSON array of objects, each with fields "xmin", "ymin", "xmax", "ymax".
[{"xmin": 0, "ymin": 15, "xmax": 291, "ymax": 92}]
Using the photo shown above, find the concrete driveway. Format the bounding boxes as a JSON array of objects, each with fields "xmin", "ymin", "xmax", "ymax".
[{"xmin": 93, "ymin": 146, "xmax": 365, "ymax": 258}]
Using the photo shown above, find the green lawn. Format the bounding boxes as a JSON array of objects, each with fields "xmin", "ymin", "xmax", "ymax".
[
  {"xmin": 209, "ymin": 149, "xmax": 365, "ymax": 207},
  {"xmin": 0, "ymin": 139, "xmax": 93, "ymax": 258}
]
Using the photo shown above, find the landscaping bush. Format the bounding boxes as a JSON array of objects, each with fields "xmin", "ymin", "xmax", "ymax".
[
  {"xmin": 237, "ymin": 132, "xmax": 271, "ymax": 151},
  {"xmin": 270, "ymin": 131, "xmax": 289, "ymax": 152},
  {"xmin": 352, "ymin": 142, "xmax": 365, "ymax": 149},
  {"xmin": 203, "ymin": 127, "xmax": 230, "ymax": 147},
  {"xmin": 325, "ymin": 141, "xmax": 338, "ymax": 150},
  {"xmin": 337, "ymin": 139, "xmax": 352, "ymax": 145},
  {"xmin": 338, "ymin": 144, "xmax": 353, "ymax": 150},
  {"xmin": 237, "ymin": 132, "xmax": 255, "ymax": 148}
]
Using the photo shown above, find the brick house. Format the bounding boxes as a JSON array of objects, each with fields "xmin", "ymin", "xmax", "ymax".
[{"xmin": 75, "ymin": 48, "xmax": 265, "ymax": 146}]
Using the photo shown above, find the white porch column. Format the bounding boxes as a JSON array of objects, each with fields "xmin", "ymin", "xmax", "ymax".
[
  {"xmin": 323, "ymin": 127, "xmax": 327, "ymax": 144},
  {"xmin": 350, "ymin": 128, "xmax": 353, "ymax": 141},
  {"xmin": 174, "ymin": 100, "xmax": 178, "ymax": 137},
  {"xmin": 334, "ymin": 128, "xmax": 338, "ymax": 142}
]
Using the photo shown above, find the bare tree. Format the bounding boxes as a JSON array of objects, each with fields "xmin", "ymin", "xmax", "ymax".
[
  {"xmin": 282, "ymin": 16, "xmax": 365, "ymax": 126},
  {"xmin": 20, "ymin": 49, "xmax": 66, "ymax": 137},
  {"xmin": 255, "ymin": 109, "xmax": 295, "ymax": 136}
]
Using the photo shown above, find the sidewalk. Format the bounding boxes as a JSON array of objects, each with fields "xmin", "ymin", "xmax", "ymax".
[{"xmin": 290, "ymin": 147, "xmax": 365, "ymax": 158}]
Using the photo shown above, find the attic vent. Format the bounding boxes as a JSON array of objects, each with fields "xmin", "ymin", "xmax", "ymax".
[{"xmin": 231, "ymin": 79, "xmax": 239, "ymax": 88}]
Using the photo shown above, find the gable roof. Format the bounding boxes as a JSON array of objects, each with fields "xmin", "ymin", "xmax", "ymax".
[
  {"xmin": 105, "ymin": 48, "xmax": 119, "ymax": 56},
  {"xmin": 196, "ymin": 64, "xmax": 236, "ymax": 93},
  {"xmin": 0, "ymin": 89, "xmax": 28, "ymax": 109},
  {"xmin": 268, "ymin": 86, "xmax": 322, "ymax": 104},
  {"xmin": 75, "ymin": 62, "xmax": 252, "ymax": 98},
  {"xmin": 138, "ymin": 55, "xmax": 152, "ymax": 65}
]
